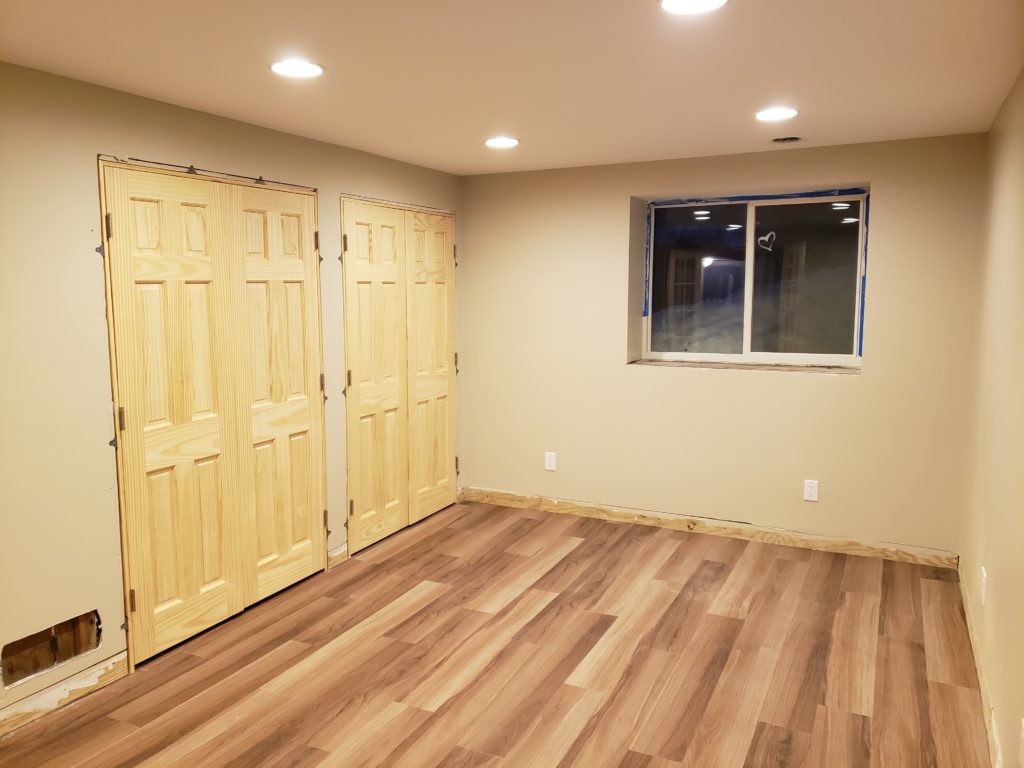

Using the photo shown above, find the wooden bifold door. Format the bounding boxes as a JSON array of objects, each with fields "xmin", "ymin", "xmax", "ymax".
[
  {"xmin": 102, "ymin": 163, "xmax": 326, "ymax": 663},
  {"xmin": 342, "ymin": 199, "xmax": 457, "ymax": 553}
]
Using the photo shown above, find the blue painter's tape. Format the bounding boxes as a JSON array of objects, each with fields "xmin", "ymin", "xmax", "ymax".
[
  {"xmin": 858, "ymin": 194, "xmax": 871, "ymax": 357},
  {"xmin": 858, "ymin": 275, "xmax": 867, "ymax": 357},
  {"xmin": 650, "ymin": 187, "xmax": 868, "ymax": 207},
  {"xmin": 643, "ymin": 205, "xmax": 652, "ymax": 317}
]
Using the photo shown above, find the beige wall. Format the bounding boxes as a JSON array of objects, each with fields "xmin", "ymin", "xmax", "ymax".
[
  {"xmin": 458, "ymin": 135, "xmax": 988, "ymax": 555},
  {"xmin": 0, "ymin": 63, "xmax": 459, "ymax": 708},
  {"xmin": 1, "ymin": 56, "xmax": 1017, "ymax": 747},
  {"xmin": 961, "ymin": 66, "xmax": 1024, "ymax": 767}
]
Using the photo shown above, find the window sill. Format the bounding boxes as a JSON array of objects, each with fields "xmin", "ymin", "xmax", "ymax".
[{"xmin": 630, "ymin": 359, "xmax": 861, "ymax": 375}]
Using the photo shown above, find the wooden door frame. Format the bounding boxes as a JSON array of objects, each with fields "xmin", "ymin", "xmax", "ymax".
[
  {"xmin": 98, "ymin": 159, "xmax": 326, "ymax": 670},
  {"xmin": 338, "ymin": 192, "xmax": 454, "ymax": 217}
]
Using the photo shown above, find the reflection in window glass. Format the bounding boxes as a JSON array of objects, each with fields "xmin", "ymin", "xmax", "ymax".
[
  {"xmin": 751, "ymin": 201, "xmax": 861, "ymax": 354},
  {"xmin": 651, "ymin": 204, "xmax": 747, "ymax": 353}
]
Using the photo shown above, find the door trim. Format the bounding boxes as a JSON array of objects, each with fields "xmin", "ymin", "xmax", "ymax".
[{"xmin": 338, "ymin": 192, "xmax": 454, "ymax": 216}]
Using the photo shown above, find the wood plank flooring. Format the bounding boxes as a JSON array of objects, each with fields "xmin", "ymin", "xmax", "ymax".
[{"xmin": 0, "ymin": 503, "xmax": 989, "ymax": 768}]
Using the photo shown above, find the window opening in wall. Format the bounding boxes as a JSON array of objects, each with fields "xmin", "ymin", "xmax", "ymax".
[
  {"xmin": 645, "ymin": 188, "xmax": 868, "ymax": 368},
  {"xmin": 2, "ymin": 610, "xmax": 101, "ymax": 686}
]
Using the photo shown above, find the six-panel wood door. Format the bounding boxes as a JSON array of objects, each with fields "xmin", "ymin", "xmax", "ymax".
[
  {"xmin": 104, "ymin": 167, "xmax": 244, "ymax": 662},
  {"xmin": 106, "ymin": 167, "xmax": 449, "ymax": 659},
  {"xmin": 405, "ymin": 211, "xmax": 457, "ymax": 523},
  {"xmin": 104, "ymin": 165, "xmax": 326, "ymax": 662},
  {"xmin": 342, "ymin": 200, "xmax": 411, "ymax": 553},
  {"xmin": 234, "ymin": 186, "xmax": 326, "ymax": 599},
  {"xmin": 342, "ymin": 200, "xmax": 457, "ymax": 553}
]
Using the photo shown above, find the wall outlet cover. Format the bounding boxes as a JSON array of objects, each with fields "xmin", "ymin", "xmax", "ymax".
[
  {"xmin": 544, "ymin": 452, "xmax": 557, "ymax": 471},
  {"xmin": 803, "ymin": 479, "xmax": 819, "ymax": 502}
]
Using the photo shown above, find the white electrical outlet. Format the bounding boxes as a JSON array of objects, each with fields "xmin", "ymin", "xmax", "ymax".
[
  {"xmin": 803, "ymin": 479, "xmax": 819, "ymax": 502},
  {"xmin": 980, "ymin": 566, "xmax": 988, "ymax": 607},
  {"xmin": 544, "ymin": 452, "xmax": 557, "ymax": 471}
]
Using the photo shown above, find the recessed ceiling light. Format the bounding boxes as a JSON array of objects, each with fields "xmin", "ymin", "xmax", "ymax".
[
  {"xmin": 270, "ymin": 59, "xmax": 323, "ymax": 78},
  {"xmin": 485, "ymin": 136, "xmax": 520, "ymax": 149},
  {"xmin": 695, "ymin": 215, "xmax": 711, "ymax": 221},
  {"xmin": 842, "ymin": 217, "xmax": 859, "ymax": 224},
  {"xmin": 693, "ymin": 210, "xmax": 710, "ymax": 215},
  {"xmin": 660, "ymin": 0, "xmax": 728, "ymax": 15},
  {"xmin": 756, "ymin": 106, "xmax": 799, "ymax": 122},
  {"xmin": 727, "ymin": 224, "xmax": 743, "ymax": 230},
  {"xmin": 832, "ymin": 202, "xmax": 851, "ymax": 210}
]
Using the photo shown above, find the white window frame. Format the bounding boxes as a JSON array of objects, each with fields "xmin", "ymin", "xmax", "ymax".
[{"xmin": 643, "ymin": 191, "xmax": 868, "ymax": 369}]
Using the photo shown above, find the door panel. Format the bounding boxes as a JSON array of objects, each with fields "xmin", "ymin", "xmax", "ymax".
[
  {"xmin": 105, "ymin": 166, "xmax": 326, "ymax": 662},
  {"xmin": 105, "ymin": 167, "xmax": 243, "ymax": 662},
  {"xmin": 343, "ymin": 200, "xmax": 410, "ymax": 553},
  {"xmin": 406, "ymin": 211, "xmax": 457, "ymax": 522},
  {"xmin": 234, "ymin": 186, "xmax": 326, "ymax": 600}
]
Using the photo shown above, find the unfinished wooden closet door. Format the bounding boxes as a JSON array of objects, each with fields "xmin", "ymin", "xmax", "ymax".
[
  {"xmin": 234, "ymin": 186, "xmax": 327, "ymax": 600},
  {"xmin": 104, "ymin": 166, "xmax": 244, "ymax": 662},
  {"xmin": 405, "ymin": 211, "xmax": 457, "ymax": 523},
  {"xmin": 342, "ymin": 200, "xmax": 410, "ymax": 553}
]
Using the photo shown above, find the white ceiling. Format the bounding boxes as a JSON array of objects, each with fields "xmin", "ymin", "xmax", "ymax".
[{"xmin": 2, "ymin": 0, "xmax": 1022, "ymax": 176}]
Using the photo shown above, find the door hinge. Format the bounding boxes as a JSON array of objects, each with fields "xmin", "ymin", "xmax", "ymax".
[
  {"xmin": 349, "ymin": 499, "xmax": 355, "ymax": 517},
  {"xmin": 347, "ymin": 370, "xmax": 352, "ymax": 387},
  {"xmin": 343, "ymin": 233, "xmax": 349, "ymax": 252},
  {"xmin": 455, "ymin": 456, "xmax": 460, "ymax": 475},
  {"xmin": 120, "ymin": 616, "xmax": 128, "ymax": 632},
  {"xmin": 454, "ymin": 244, "xmax": 458, "ymax": 268},
  {"xmin": 118, "ymin": 406, "xmax": 126, "ymax": 431},
  {"xmin": 320, "ymin": 373, "xmax": 327, "ymax": 401},
  {"xmin": 454, "ymin": 352, "xmax": 459, "ymax": 374},
  {"xmin": 324, "ymin": 509, "xmax": 331, "ymax": 536},
  {"xmin": 128, "ymin": 588, "xmax": 136, "ymax": 612},
  {"xmin": 109, "ymin": 435, "xmax": 119, "ymax": 450},
  {"xmin": 105, "ymin": 212, "xmax": 113, "ymax": 240},
  {"xmin": 314, "ymin": 230, "xmax": 320, "ymax": 252}
]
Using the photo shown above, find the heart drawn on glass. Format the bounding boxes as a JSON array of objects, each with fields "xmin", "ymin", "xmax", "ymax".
[{"xmin": 757, "ymin": 231, "xmax": 777, "ymax": 252}]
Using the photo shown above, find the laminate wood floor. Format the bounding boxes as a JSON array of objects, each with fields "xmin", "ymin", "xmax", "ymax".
[{"xmin": 0, "ymin": 503, "xmax": 989, "ymax": 768}]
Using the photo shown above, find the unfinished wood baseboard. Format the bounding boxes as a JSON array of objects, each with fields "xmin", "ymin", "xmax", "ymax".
[
  {"xmin": 0, "ymin": 652, "xmax": 128, "ymax": 739},
  {"xmin": 327, "ymin": 543, "xmax": 349, "ymax": 569},
  {"xmin": 458, "ymin": 488, "xmax": 958, "ymax": 569},
  {"xmin": 958, "ymin": 574, "xmax": 1000, "ymax": 767}
]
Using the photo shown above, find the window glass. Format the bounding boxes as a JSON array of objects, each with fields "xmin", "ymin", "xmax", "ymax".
[
  {"xmin": 650, "ymin": 204, "xmax": 747, "ymax": 353},
  {"xmin": 751, "ymin": 201, "xmax": 861, "ymax": 354}
]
